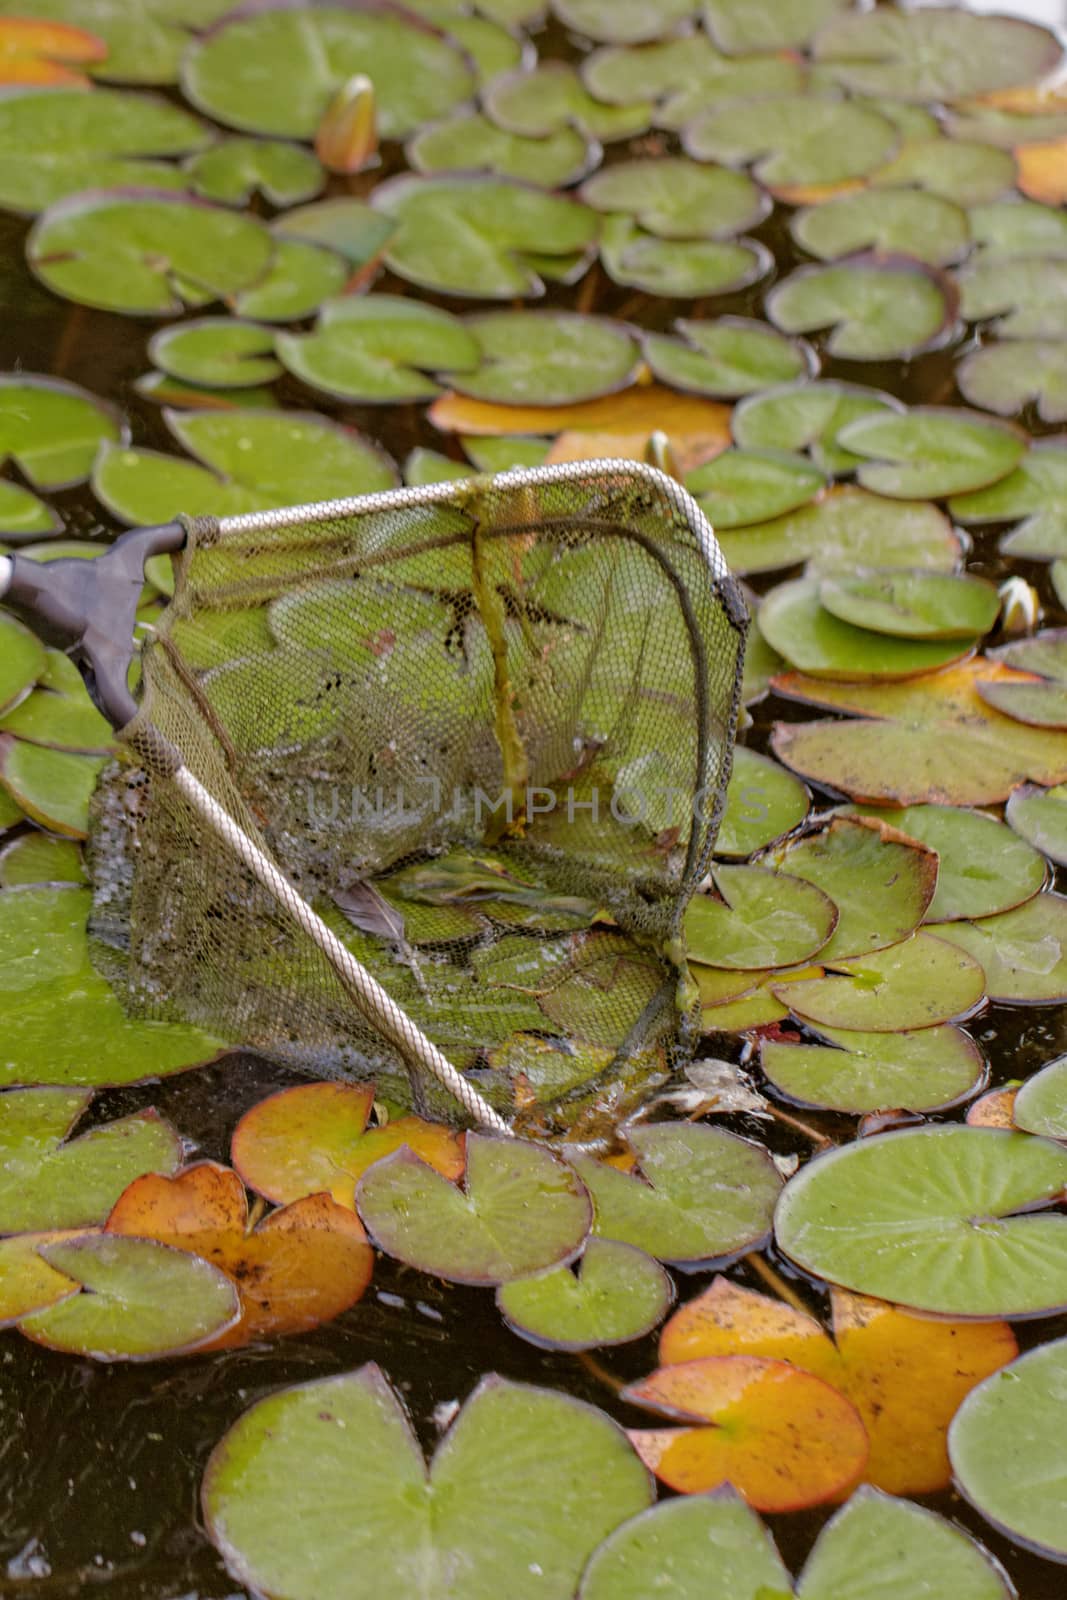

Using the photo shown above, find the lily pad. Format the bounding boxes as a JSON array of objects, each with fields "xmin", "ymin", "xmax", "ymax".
[
  {"xmin": 183, "ymin": 5, "xmax": 473, "ymax": 140},
  {"xmin": 686, "ymin": 864, "xmax": 837, "ymax": 971},
  {"xmin": 356, "ymin": 1134, "xmax": 590, "ymax": 1285},
  {"xmin": 762, "ymin": 578, "xmax": 975, "ymax": 682},
  {"xmin": 683, "ymin": 96, "xmax": 898, "ymax": 189},
  {"xmin": 958, "ymin": 255, "xmax": 1067, "ymax": 341},
  {"xmin": 771, "ymin": 931, "xmax": 986, "ymax": 1031},
  {"xmin": 232, "ymin": 236, "xmax": 349, "ymax": 322},
  {"xmin": 570, "ymin": 1123, "xmax": 781, "ymax": 1267},
  {"xmin": 598, "ymin": 215, "xmax": 768, "ymax": 298},
  {"xmin": 0, "ymin": 0, "xmax": 235, "ymax": 85},
  {"xmin": 685, "ymin": 451, "xmax": 825, "ymax": 530},
  {"xmin": 373, "ymin": 174, "xmax": 598, "ymax": 299},
  {"xmin": 762, "ymin": 1023, "xmax": 985, "ymax": 1114},
  {"xmin": 485, "ymin": 61, "xmax": 650, "ymax": 142},
  {"xmin": 579, "ymin": 157, "xmax": 767, "ymax": 240},
  {"xmin": 0, "ymin": 16, "xmax": 107, "ymax": 88},
  {"xmin": 777, "ymin": 1124, "xmax": 1067, "ymax": 1317},
  {"xmin": 719, "ymin": 487, "xmax": 960, "ymax": 578},
  {"xmin": 872, "ymin": 138, "xmax": 1016, "ymax": 207},
  {"xmin": 715, "ymin": 747, "xmax": 809, "ymax": 858},
  {"xmin": 958, "ymin": 341, "xmax": 1067, "ymax": 426},
  {"xmin": 0, "ymin": 1084, "xmax": 180, "ymax": 1232},
  {"xmin": 855, "ymin": 802, "xmax": 1046, "ymax": 922},
  {"xmin": 0, "ymin": 738, "xmax": 105, "ymax": 837},
  {"xmin": 951, "ymin": 1337, "xmax": 1067, "ymax": 1563},
  {"xmin": 551, "ymin": 0, "xmax": 696, "ymax": 44},
  {"xmin": 148, "ymin": 319, "xmax": 282, "ymax": 389},
  {"xmin": 185, "ymin": 136, "xmax": 324, "ymax": 206},
  {"xmin": 19, "ymin": 1233, "xmax": 240, "ymax": 1358},
  {"xmin": 644, "ymin": 317, "xmax": 812, "ymax": 400},
  {"xmin": 1013, "ymin": 1055, "xmax": 1067, "ymax": 1140},
  {"xmin": 0, "ymin": 374, "xmax": 124, "ymax": 489},
  {"xmin": 0, "ymin": 1229, "xmax": 81, "ymax": 1325},
  {"xmin": 203, "ymin": 1366, "xmax": 653, "ymax": 1600},
  {"xmin": 0, "ymin": 614, "xmax": 45, "ymax": 714},
  {"xmin": 445, "ymin": 312, "xmax": 638, "ymax": 407},
  {"xmin": 272, "ymin": 195, "xmax": 394, "ymax": 265},
  {"xmin": 969, "ymin": 197, "xmax": 1067, "ymax": 257},
  {"xmin": 0, "ymin": 481, "xmax": 59, "ymax": 540},
  {"xmin": 835, "ymin": 407, "xmax": 1026, "ymax": 499},
  {"xmin": 813, "ymin": 8, "xmax": 1063, "ymax": 103},
  {"xmin": 276, "ymin": 295, "xmax": 479, "ymax": 405},
  {"xmin": 819, "ymin": 570, "xmax": 1000, "ymax": 642},
  {"xmin": 929, "ymin": 894, "xmax": 1067, "ymax": 1005},
  {"xmin": 766, "ymin": 256, "xmax": 955, "ymax": 362},
  {"xmin": 791, "ymin": 189, "xmax": 970, "ymax": 268},
  {"xmin": 731, "ymin": 381, "xmax": 903, "ymax": 475},
  {"xmin": 704, "ymin": 0, "xmax": 849, "ymax": 52},
  {"xmin": 0, "ymin": 831, "xmax": 86, "ymax": 887},
  {"xmin": 407, "ymin": 112, "xmax": 593, "ymax": 189},
  {"xmin": 27, "ymin": 190, "xmax": 275, "ymax": 316},
  {"xmin": 496, "ymin": 1237, "xmax": 672, "ymax": 1351},
  {"xmin": 773, "ymin": 816, "xmax": 937, "ymax": 961},
  {"xmin": 951, "ymin": 441, "xmax": 1067, "ymax": 561},
  {"xmin": 1007, "ymin": 782, "xmax": 1067, "ymax": 867}
]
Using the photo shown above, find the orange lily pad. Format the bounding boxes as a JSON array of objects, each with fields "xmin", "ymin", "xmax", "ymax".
[
  {"xmin": 623, "ymin": 1354, "xmax": 868, "ymax": 1512},
  {"xmin": 106, "ymin": 1160, "xmax": 373, "ymax": 1349},
  {"xmin": 967, "ymin": 1086, "xmax": 1019, "ymax": 1127},
  {"xmin": 0, "ymin": 18, "xmax": 106, "ymax": 85},
  {"xmin": 1015, "ymin": 138, "xmax": 1067, "ymax": 205},
  {"xmin": 230, "ymin": 1081, "xmax": 465, "ymax": 1208},
  {"xmin": 657, "ymin": 1276, "xmax": 1017, "ymax": 1495}
]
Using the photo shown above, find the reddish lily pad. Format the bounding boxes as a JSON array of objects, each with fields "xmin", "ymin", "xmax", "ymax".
[
  {"xmin": 704, "ymin": 0, "xmax": 849, "ymax": 53},
  {"xmin": 771, "ymin": 931, "xmax": 986, "ymax": 1031},
  {"xmin": 0, "ymin": 1228, "xmax": 82, "ymax": 1325},
  {"xmin": 496, "ymin": 1237, "xmax": 672, "ymax": 1351},
  {"xmin": 0, "ymin": 17, "xmax": 106, "ymax": 87},
  {"xmin": 766, "ymin": 256, "xmax": 956, "ymax": 362}
]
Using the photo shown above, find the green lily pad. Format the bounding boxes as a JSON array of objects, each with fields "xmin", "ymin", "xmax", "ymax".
[
  {"xmin": 686, "ymin": 864, "xmax": 837, "ymax": 971},
  {"xmin": 462, "ymin": 436, "xmax": 551, "ymax": 474},
  {"xmin": 682, "ymin": 96, "xmax": 898, "ymax": 189},
  {"xmin": 272, "ymin": 196, "xmax": 394, "ymax": 265},
  {"xmin": 571, "ymin": 1123, "xmax": 781, "ymax": 1268},
  {"xmin": 759, "ymin": 578, "xmax": 974, "ymax": 681},
  {"xmin": 715, "ymin": 747, "xmax": 809, "ymax": 859},
  {"xmin": 582, "ymin": 35, "xmax": 804, "ymax": 130},
  {"xmin": 929, "ymin": 894, "xmax": 1067, "ymax": 1005},
  {"xmin": 0, "ymin": 0, "xmax": 235, "ymax": 85},
  {"xmin": 949, "ymin": 103, "xmax": 1067, "ymax": 149},
  {"xmin": 20, "ymin": 1233, "xmax": 239, "ymax": 1358},
  {"xmin": 836, "ymin": 407, "xmax": 1026, "ymax": 499},
  {"xmin": 685, "ymin": 451, "xmax": 825, "ymax": 530},
  {"xmin": 407, "ymin": 112, "xmax": 593, "ymax": 189},
  {"xmin": 579, "ymin": 157, "xmax": 767, "ymax": 240},
  {"xmin": 969, "ymin": 198, "xmax": 1067, "ymax": 258},
  {"xmin": 203, "ymin": 1365, "xmax": 652, "ymax": 1600},
  {"xmin": 496, "ymin": 1237, "xmax": 672, "ymax": 1351},
  {"xmin": 958, "ymin": 255, "xmax": 1067, "ymax": 340},
  {"xmin": 403, "ymin": 448, "xmax": 470, "ymax": 487},
  {"xmin": 813, "ymin": 8, "xmax": 1063, "ymax": 102},
  {"xmin": 356, "ymin": 1135, "xmax": 591, "ymax": 1286},
  {"xmin": 135, "ymin": 372, "xmax": 278, "ymax": 412},
  {"xmin": 772, "ymin": 932, "xmax": 986, "ymax": 1031},
  {"xmin": 1013, "ymin": 1055, "xmax": 1067, "ymax": 1140},
  {"xmin": 644, "ymin": 318, "xmax": 812, "ymax": 400},
  {"xmin": 0, "ymin": 482, "xmax": 60, "ymax": 542},
  {"xmin": 951, "ymin": 1337, "xmax": 1067, "ymax": 1562},
  {"xmin": 0, "ymin": 681, "xmax": 114, "ymax": 751},
  {"xmin": 0, "ymin": 883, "xmax": 94, "ymax": 990},
  {"xmin": 951, "ymin": 442, "xmax": 1067, "ymax": 561},
  {"xmin": 372, "ymin": 174, "xmax": 598, "ymax": 299},
  {"xmin": 791, "ymin": 189, "xmax": 970, "ymax": 268},
  {"xmin": 184, "ymin": 136, "xmax": 324, "ymax": 207},
  {"xmin": 0, "ymin": 374, "xmax": 124, "ymax": 490},
  {"xmin": 0, "ymin": 615, "xmax": 46, "ymax": 715},
  {"xmin": 977, "ymin": 676, "xmax": 1067, "ymax": 730},
  {"xmin": 762, "ymin": 1022, "xmax": 985, "ymax": 1115},
  {"xmin": 446, "ymin": 312, "xmax": 639, "ymax": 407},
  {"xmin": 819, "ymin": 570, "xmax": 1000, "ymax": 642},
  {"xmin": 776, "ymin": 1124, "xmax": 1067, "ymax": 1317},
  {"xmin": 233, "ymin": 237, "xmax": 349, "ymax": 322},
  {"xmin": 182, "ymin": 5, "xmax": 474, "ymax": 139},
  {"xmin": 872, "ymin": 138, "xmax": 1016, "ymax": 207},
  {"xmin": 773, "ymin": 816, "xmax": 937, "ymax": 962},
  {"xmin": 276, "ymin": 295, "xmax": 479, "ymax": 405},
  {"xmin": 731, "ymin": 381, "xmax": 903, "ymax": 475},
  {"xmin": 855, "ymin": 802, "xmax": 1046, "ymax": 922},
  {"xmin": 93, "ymin": 408, "xmax": 397, "ymax": 525},
  {"xmin": 802, "ymin": 1488, "xmax": 1011, "ymax": 1600},
  {"xmin": 1007, "ymin": 782, "xmax": 1067, "ymax": 868},
  {"xmin": 958, "ymin": 341, "xmax": 1067, "ymax": 426},
  {"xmin": 0, "ymin": 738, "xmax": 104, "ymax": 838},
  {"xmin": 27, "ymin": 190, "xmax": 275, "ymax": 317},
  {"xmin": 719, "ymin": 487, "xmax": 960, "ymax": 578},
  {"xmin": 704, "ymin": 0, "xmax": 849, "ymax": 52},
  {"xmin": 599, "ymin": 217, "xmax": 769, "ymax": 298},
  {"xmin": 766, "ymin": 256, "xmax": 955, "ymax": 363},
  {"xmin": 148, "ymin": 319, "xmax": 282, "ymax": 389},
  {"xmin": 0, "ymin": 832, "xmax": 85, "ymax": 888},
  {"xmin": 485, "ymin": 61, "xmax": 650, "ymax": 142},
  {"xmin": 551, "ymin": 0, "xmax": 696, "ymax": 44},
  {"xmin": 0, "ymin": 1084, "xmax": 180, "ymax": 1232}
]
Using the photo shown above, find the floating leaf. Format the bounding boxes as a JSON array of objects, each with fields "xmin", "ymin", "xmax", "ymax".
[
  {"xmin": 1007, "ymin": 782, "xmax": 1067, "ymax": 867},
  {"xmin": 771, "ymin": 931, "xmax": 985, "ymax": 1031},
  {"xmin": 496, "ymin": 1237, "xmax": 671, "ymax": 1351},
  {"xmin": 791, "ymin": 188, "xmax": 970, "ymax": 268},
  {"xmin": 872, "ymin": 138, "xmax": 1016, "ymax": 207},
  {"xmin": 232, "ymin": 236, "xmax": 348, "ymax": 322},
  {"xmin": 485, "ymin": 61, "xmax": 649, "ymax": 142},
  {"xmin": 570, "ymin": 1123, "xmax": 781, "ymax": 1267},
  {"xmin": 952, "ymin": 441, "xmax": 1067, "ymax": 561},
  {"xmin": 232, "ymin": 1081, "xmax": 463, "ymax": 1209},
  {"xmin": 1013, "ymin": 1054, "xmax": 1067, "ymax": 1140},
  {"xmin": 0, "ymin": 737, "xmax": 104, "ymax": 837},
  {"xmin": 0, "ymin": 831, "xmax": 85, "ymax": 887},
  {"xmin": 272, "ymin": 195, "xmax": 393, "ymax": 265},
  {"xmin": 659, "ymin": 1276, "xmax": 1015, "ymax": 1495},
  {"xmin": 716, "ymin": 747, "xmax": 809, "ymax": 858},
  {"xmin": 373, "ymin": 174, "xmax": 597, "ymax": 299},
  {"xmin": 777, "ymin": 1124, "xmax": 1067, "ymax": 1316},
  {"xmin": 686, "ymin": 864, "xmax": 837, "ymax": 971},
  {"xmin": 407, "ymin": 111, "xmax": 593, "ymax": 189},
  {"xmin": 814, "ymin": 9, "xmax": 1063, "ymax": 102},
  {"xmin": 276, "ymin": 295, "xmax": 478, "ymax": 405},
  {"xmin": 27, "ymin": 190, "xmax": 275, "ymax": 316},
  {"xmin": 819, "ymin": 569, "xmax": 999, "ymax": 643},
  {"xmin": 731, "ymin": 381, "xmax": 902, "ymax": 475},
  {"xmin": 704, "ymin": 0, "xmax": 848, "ymax": 52},
  {"xmin": 929, "ymin": 894, "xmax": 1067, "ymax": 1005},
  {"xmin": 835, "ymin": 407, "xmax": 1026, "ymax": 498},
  {"xmin": 183, "ymin": 5, "xmax": 473, "ymax": 139},
  {"xmin": 148, "ymin": 318, "xmax": 281, "ymax": 389},
  {"xmin": 551, "ymin": 0, "xmax": 695, "ymax": 44},
  {"xmin": 184, "ymin": 135, "xmax": 323, "ymax": 207},
  {"xmin": 685, "ymin": 450, "xmax": 825, "ymax": 530},
  {"xmin": 644, "ymin": 317, "xmax": 811, "ymax": 400},
  {"xmin": 19, "ymin": 1233, "xmax": 239, "ymax": 1358},
  {"xmin": 683, "ymin": 96, "xmax": 898, "ymax": 189},
  {"xmin": 625, "ymin": 1356, "xmax": 867, "ymax": 1511},
  {"xmin": 855, "ymin": 801, "xmax": 1045, "ymax": 921},
  {"xmin": 0, "ymin": 480, "xmax": 59, "ymax": 540},
  {"xmin": 0, "ymin": 1083, "xmax": 180, "ymax": 1233},
  {"xmin": 106, "ymin": 1162, "xmax": 373, "ymax": 1348},
  {"xmin": 0, "ymin": 1229, "xmax": 81, "ymax": 1325},
  {"xmin": 0, "ymin": 615, "xmax": 45, "ymax": 716},
  {"xmin": 762, "ymin": 1023, "xmax": 985, "ymax": 1115},
  {"xmin": 599, "ymin": 215, "xmax": 768, "ymax": 298},
  {"xmin": 579, "ymin": 157, "xmax": 767, "ymax": 240},
  {"xmin": 0, "ymin": 374, "xmax": 123, "ymax": 490},
  {"xmin": 445, "ymin": 312, "xmax": 638, "ymax": 407},
  {"xmin": 958, "ymin": 255, "xmax": 1067, "ymax": 340},
  {"xmin": 203, "ymin": 1366, "xmax": 652, "ymax": 1600},
  {"xmin": 1016, "ymin": 137, "xmax": 1067, "ymax": 206},
  {"xmin": 969, "ymin": 196, "xmax": 1067, "ymax": 257},
  {"xmin": 766, "ymin": 255, "xmax": 954, "ymax": 362},
  {"xmin": 720, "ymin": 486, "xmax": 960, "ymax": 579},
  {"xmin": 0, "ymin": 17, "xmax": 106, "ymax": 87},
  {"xmin": 958, "ymin": 341, "xmax": 1067, "ymax": 425},
  {"xmin": 760, "ymin": 578, "xmax": 974, "ymax": 682},
  {"xmin": 0, "ymin": 0, "xmax": 234, "ymax": 85}
]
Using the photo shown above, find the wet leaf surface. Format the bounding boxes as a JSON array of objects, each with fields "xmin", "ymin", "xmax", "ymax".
[
  {"xmin": 1013, "ymin": 1053, "xmax": 1067, "ymax": 1140},
  {"xmin": 819, "ymin": 570, "xmax": 999, "ymax": 642},
  {"xmin": 719, "ymin": 486, "xmax": 960, "ymax": 578},
  {"xmin": 759, "ymin": 577, "xmax": 975, "ymax": 681}
]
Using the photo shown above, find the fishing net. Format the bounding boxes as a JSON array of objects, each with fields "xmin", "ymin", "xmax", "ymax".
[{"xmin": 88, "ymin": 462, "xmax": 747, "ymax": 1130}]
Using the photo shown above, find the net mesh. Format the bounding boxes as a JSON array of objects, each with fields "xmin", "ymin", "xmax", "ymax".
[{"xmin": 88, "ymin": 462, "xmax": 747, "ymax": 1132}]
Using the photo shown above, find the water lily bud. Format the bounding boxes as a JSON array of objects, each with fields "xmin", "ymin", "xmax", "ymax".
[
  {"xmin": 998, "ymin": 575, "xmax": 1041, "ymax": 637},
  {"xmin": 644, "ymin": 429, "xmax": 681, "ymax": 482},
  {"xmin": 315, "ymin": 73, "xmax": 378, "ymax": 174}
]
